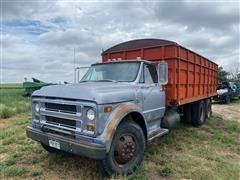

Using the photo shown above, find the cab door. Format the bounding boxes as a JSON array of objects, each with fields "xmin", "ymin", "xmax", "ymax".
[{"xmin": 139, "ymin": 63, "xmax": 165, "ymax": 130}]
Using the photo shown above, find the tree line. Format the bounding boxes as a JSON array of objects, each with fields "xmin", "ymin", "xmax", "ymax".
[{"xmin": 218, "ymin": 66, "xmax": 240, "ymax": 83}]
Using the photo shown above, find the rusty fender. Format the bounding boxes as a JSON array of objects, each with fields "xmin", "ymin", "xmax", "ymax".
[{"xmin": 99, "ymin": 102, "xmax": 143, "ymax": 152}]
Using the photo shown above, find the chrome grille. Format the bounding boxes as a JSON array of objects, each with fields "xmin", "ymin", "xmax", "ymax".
[
  {"xmin": 45, "ymin": 103, "xmax": 77, "ymax": 114},
  {"xmin": 45, "ymin": 116, "xmax": 76, "ymax": 128},
  {"xmin": 33, "ymin": 98, "xmax": 83, "ymax": 134}
]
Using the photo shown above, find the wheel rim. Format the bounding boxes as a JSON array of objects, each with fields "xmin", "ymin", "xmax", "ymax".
[{"xmin": 114, "ymin": 134, "xmax": 137, "ymax": 165}]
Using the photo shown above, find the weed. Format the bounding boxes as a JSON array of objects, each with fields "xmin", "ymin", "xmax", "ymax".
[
  {"xmin": 159, "ymin": 166, "xmax": 172, "ymax": 177},
  {"xmin": 0, "ymin": 88, "xmax": 30, "ymax": 118},
  {"xmin": 30, "ymin": 170, "xmax": 42, "ymax": 177},
  {"xmin": 127, "ymin": 163, "xmax": 147, "ymax": 180},
  {"xmin": 23, "ymin": 156, "xmax": 41, "ymax": 165},
  {"xmin": 0, "ymin": 144, "xmax": 6, "ymax": 153},
  {"xmin": 3, "ymin": 165, "xmax": 26, "ymax": 177},
  {"xmin": 0, "ymin": 106, "xmax": 12, "ymax": 118},
  {"xmin": 2, "ymin": 137, "xmax": 14, "ymax": 145}
]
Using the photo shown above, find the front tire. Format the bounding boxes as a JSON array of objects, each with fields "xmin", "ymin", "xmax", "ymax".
[{"xmin": 100, "ymin": 121, "xmax": 145, "ymax": 176}]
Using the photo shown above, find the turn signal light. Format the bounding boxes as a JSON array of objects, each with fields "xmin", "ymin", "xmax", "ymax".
[
  {"xmin": 104, "ymin": 106, "xmax": 112, "ymax": 113},
  {"xmin": 86, "ymin": 124, "xmax": 95, "ymax": 131},
  {"xmin": 35, "ymin": 114, "xmax": 40, "ymax": 120}
]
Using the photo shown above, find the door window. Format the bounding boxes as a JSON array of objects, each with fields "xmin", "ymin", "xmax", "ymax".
[{"xmin": 142, "ymin": 64, "xmax": 158, "ymax": 84}]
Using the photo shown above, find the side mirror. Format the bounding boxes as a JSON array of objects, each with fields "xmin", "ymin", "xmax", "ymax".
[
  {"xmin": 75, "ymin": 66, "xmax": 90, "ymax": 83},
  {"xmin": 158, "ymin": 62, "xmax": 168, "ymax": 85}
]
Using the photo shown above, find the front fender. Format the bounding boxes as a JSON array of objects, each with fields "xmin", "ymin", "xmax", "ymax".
[{"xmin": 99, "ymin": 102, "xmax": 144, "ymax": 152}]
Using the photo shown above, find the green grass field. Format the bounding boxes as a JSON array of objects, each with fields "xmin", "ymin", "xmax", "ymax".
[
  {"xmin": 0, "ymin": 83, "xmax": 23, "ymax": 89},
  {"xmin": 0, "ymin": 88, "xmax": 240, "ymax": 179},
  {"xmin": 0, "ymin": 89, "xmax": 30, "ymax": 118}
]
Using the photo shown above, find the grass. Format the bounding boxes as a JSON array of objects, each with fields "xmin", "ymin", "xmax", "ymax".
[
  {"xmin": 0, "ymin": 89, "xmax": 240, "ymax": 179},
  {"xmin": 0, "ymin": 88, "xmax": 30, "ymax": 118},
  {"xmin": 0, "ymin": 83, "xmax": 23, "ymax": 89},
  {"xmin": 231, "ymin": 97, "xmax": 240, "ymax": 104}
]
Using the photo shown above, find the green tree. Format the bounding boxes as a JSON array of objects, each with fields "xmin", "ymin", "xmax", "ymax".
[
  {"xmin": 234, "ymin": 73, "xmax": 240, "ymax": 83},
  {"xmin": 218, "ymin": 66, "xmax": 230, "ymax": 82}
]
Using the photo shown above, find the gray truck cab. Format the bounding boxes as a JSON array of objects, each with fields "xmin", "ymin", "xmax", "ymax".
[{"xmin": 27, "ymin": 60, "xmax": 173, "ymax": 175}]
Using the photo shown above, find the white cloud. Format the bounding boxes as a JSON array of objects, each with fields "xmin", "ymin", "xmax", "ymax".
[{"xmin": 1, "ymin": 0, "xmax": 240, "ymax": 83}]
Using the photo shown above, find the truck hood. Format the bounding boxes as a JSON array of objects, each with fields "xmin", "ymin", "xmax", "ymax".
[{"xmin": 32, "ymin": 82, "xmax": 137, "ymax": 104}]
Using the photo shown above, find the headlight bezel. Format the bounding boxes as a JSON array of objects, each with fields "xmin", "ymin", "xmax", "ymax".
[
  {"xmin": 86, "ymin": 108, "xmax": 95, "ymax": 121},
  {"xmin": 35, "ymin": 103, "xmax": 40, "ymax": 114},
  {"xmin": 32, "ymin": 102, "xmax": 41, "ymax": 120}
]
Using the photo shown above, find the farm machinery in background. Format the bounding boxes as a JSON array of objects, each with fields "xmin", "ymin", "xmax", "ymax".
[
  {"xmin": 23, "ymin": 78, "xmax": 56, "ymax": 96},
  {"xmin": 214, "ymin": 81, "xmax": 240, "ymax": 104}
]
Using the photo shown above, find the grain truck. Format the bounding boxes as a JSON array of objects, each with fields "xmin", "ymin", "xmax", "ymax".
[{"xmin": 26, "ymin": 39, "xmax": 218, "ymax": 175}]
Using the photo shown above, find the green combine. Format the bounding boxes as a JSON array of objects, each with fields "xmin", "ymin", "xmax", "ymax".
[{"xmin": 23, "ymin": 78, "xmax": 55, "ymax": 96}]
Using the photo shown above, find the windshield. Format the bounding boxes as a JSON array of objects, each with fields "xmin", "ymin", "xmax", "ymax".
[
  {"xmin": 81, "ymin": 62, "xmax": 140, "ymax": 82},
  {"xmin": 217, "ymin": 83, "xmax": 228, "ymax": 90}
]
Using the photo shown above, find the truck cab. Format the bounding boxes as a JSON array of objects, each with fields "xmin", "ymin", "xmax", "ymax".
[{"xmin": 27, "ymin": 60, "xmax": 170, "ymax": 175}]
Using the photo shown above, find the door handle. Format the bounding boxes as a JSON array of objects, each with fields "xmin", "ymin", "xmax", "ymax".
[{"xmin": 140, "ymin": 86, "xmax": 150, "ymax": 89}]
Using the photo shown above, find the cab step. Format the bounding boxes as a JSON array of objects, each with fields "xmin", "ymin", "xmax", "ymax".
[{"xmin": 148, "ymin": 128, "xmax": 169, "ymax": 141}]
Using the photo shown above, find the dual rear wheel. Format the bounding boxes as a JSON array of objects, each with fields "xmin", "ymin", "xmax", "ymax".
[{"xmin": 182, "ymin": 99, "xmax": 212, "ymax": 127}]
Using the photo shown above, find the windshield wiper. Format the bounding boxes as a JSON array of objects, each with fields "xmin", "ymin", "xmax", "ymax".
[
  {"xmin": 96, "ymin": 79, "xmax": 118, "ymax": 82},
  {"xmin": 79, "ymin": 79, "xmax": 118, "ymax": 83}
]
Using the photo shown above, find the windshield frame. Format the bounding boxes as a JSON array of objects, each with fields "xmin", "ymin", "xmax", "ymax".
[{"xmin": 81, "ymin": 61, "xmax": 141, "ymax": 83}]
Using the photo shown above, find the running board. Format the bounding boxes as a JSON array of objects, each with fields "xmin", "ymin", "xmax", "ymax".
[{"xmin": 148, "ymin": 128, "xmax": 169, "ymax": 141}]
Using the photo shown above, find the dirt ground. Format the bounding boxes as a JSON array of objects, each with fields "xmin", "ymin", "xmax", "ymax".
[{"xmin": 212, "ymin": 101, "xmax": 240, "ymax": 122}]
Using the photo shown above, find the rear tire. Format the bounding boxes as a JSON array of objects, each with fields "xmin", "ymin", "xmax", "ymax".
[
  {"xmin": 192, "ymin": 101, "xmax": 206, "ymax": 127},
  {"xmin": 100, "ymin": 121, "xmax": 145, "ymax": 176},
  {"xmin": 41, "ymin": 144, "xmax": 60, "ymax": 153}
]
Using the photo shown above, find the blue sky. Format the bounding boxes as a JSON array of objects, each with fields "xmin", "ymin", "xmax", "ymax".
[{"xmin": 1, "ymin": 0, "xmax": 240, "ymax": 83}]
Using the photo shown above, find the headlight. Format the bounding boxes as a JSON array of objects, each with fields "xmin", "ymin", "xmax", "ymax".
[
  {"xmin": 86, "ymin": 108, "xmax": 95, "ymax": 121},
  {"xmin": 35, "ymin": 103, "xmax": 40, "ymax": 113}
]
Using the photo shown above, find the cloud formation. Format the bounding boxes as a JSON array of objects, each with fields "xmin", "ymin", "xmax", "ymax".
[{"xmin": 1, "ymin": 1, "xmax": 240, "ymax": 83}]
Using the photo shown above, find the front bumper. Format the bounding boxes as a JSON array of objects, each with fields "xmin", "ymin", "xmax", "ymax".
[{"xmin": 26, "ymin": 126, "xmax": 106, "ymax": 160}]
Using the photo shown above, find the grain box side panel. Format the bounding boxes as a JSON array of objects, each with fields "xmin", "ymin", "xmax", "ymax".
[
  {"xmin": 102, "ymin": 43, "xmax": 217, "ymax": 107},
  {"xmin": 126, "ymin": 50, "xmax": 142, "ymax": 59},
  {"xmin": 163, "ymin": 58, "xmax": 178, "ymax": 106},
  {"xmin": 175, "ymin": 46, "xmax": 217, "ymax": 105}
]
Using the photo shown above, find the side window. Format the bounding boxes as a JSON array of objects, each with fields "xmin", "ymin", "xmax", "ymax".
[
  {"xmin": 139, "ymin": 63, "xmax": 158, "ymax": 84},
  {"xmin": 144, "ymin": 65, "xmax": 154, "ymax": 84},
  {"xmin": 144, "ymin": 64, "xmax": 158, "ymax": 84}
]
